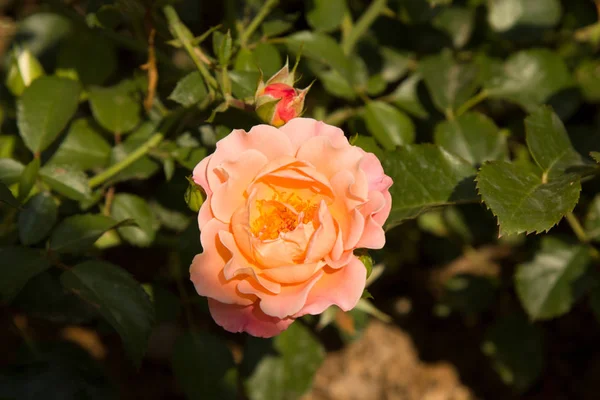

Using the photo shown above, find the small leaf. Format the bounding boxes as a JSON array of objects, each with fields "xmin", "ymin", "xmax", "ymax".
[
  {"xmin": 0, "ymin": 182, "xmax": 19, "ymax": 208},
  {"xmin": 483, "ymin": 49, "xmax": 573, "ymax": 110},
  {"xmin": 363, "ymin": 101, "xmax": 415, "ymax": 150},
  {"xmin": 286, "ymin": 31, "xmax": 352, "ymax": 83},
  {"xmin": 212, "ymin": 30, "xmax": 233, "ymax": 66},
  {"xmin": 18, "ymin": 158, "xmax": 40, "ymax": 201},
  {"xmin": 89, "ymin": 81, "xmax": 141, "ymax": 134},
  {"xmin": 482, "ymin": 314, "xmax": 544, "ymax": 392},
  {"xmin": 57, "ymin": 31, "xmax": 117, "ymax": 86},
  {"xmin": 39, "ymin": 165, "xmax": 91, "ymax": 202},
  {"xmin": 585, "ymin": 195, "xmax": 600, "ymax": 242},
  {"xmin": 306, "ymin": 0, "xmax": 348, "ymax": 32},
  {"xmin": 0, "ymin": 246, "xmax": 51, "ymax": 302},
  {"xmin": 380, "ymin": 48, "xmax": 412, "ymax": 83},
  {"xmin": 432, "ymin": 7, "xmax": 475, "ymax": 48},
  {"xmin": 229, "ymin": 70, "xmax": 260, "ymax": 100},
  {"xmin": 488, "ymin": 0, "xmax": 562, "ymax": 32},
  {"xmin": 246, "ymin": 323, "xmax": 325, "ymax": 400},
  {"xmin": 515, "ymin": 237, "xmax": 590, "ymax": 320},
  {"xmin": 49, "ymin": 214, "xmax": 131, "ymax": 253},
  {"xmin": 525, "ymin": 106, "xmax": 583, "ymax": 179},
  {"xmin": 434, "ymin": 112, "xmax": 507, "ymax": 165},
  {"xmin": 253, "ymin": 43, "xmax": 283, "ymax": 77},
  {"xmin": 172, "ymin": 332, "xmax": 236, "ymax": 400},
  {"xmin": 111, "ymin": 193, "xmax": 157, "ymax": 247},
  {"xmin": 383, "ymin": 144, "xmax": 477, "ymax": 228},
  {"xmin": 0, "ymin": 159, "xmax": 25, "ymax": 185},
  {"xmin": 18, "ymin": 192, "xmax": 57, "ymax": 245},
  {"xmin": 419, "ymin": 50, "xmax": 479, "ymax": 114},
  {"xmin": 168, "ymin": 71, "xmax": 208, "ymax": 107},
  {"xmin": 60, "ymin": 260, "xmax": 154, "ymax": 366},
  {"xmin": 575, "ymin": 60, "xmax": 600, "ymax": 103},
  {"xmin": 389, "ymin": 73, "xmax": 428, "ymax": 118},
  {"xmin": 48, "ymin": 118, "xmax": 111, "ymax": 170},
  {"xmin": 17, "ymin": 76, "xmax": 81, "ymax": 153},
  {"xmin": 477, "ymin": 161, "xmax": 580, "ymax": 235}
]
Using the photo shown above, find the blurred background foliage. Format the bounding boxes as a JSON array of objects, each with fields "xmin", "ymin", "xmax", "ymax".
[{"xmin": 1, "ymin": 0, "xmax": 600, "ymax": 399}]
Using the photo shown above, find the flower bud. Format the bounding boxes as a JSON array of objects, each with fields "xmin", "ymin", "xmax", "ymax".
[
  {"xmin": 255, "ymin": 62, "xmax": 312, "ymax": 127},
  {"xmin": 184, "ymin": 176, "xmax": 205, "ymax": 212}
]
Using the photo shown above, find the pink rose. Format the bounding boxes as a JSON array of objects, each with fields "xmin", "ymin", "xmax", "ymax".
[{"xmin": 190, "ymin": 118, "xmax": 392, "ymax": 337}]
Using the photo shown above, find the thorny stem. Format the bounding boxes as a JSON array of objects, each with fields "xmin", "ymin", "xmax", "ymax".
[
  {"xmin": 88, "ymin": 113, "xmax": 180, "ymax": 189},
  {"xmin": 342, "ymin": 0, "xmax": 387, "ymax": 55},
  {"xmin": 455, "ymin": 90, "xmax": 489, "ymax": 117},
  {"xmin": 239, "ymin": 0, "xmax": 279, "ymax": 47}
]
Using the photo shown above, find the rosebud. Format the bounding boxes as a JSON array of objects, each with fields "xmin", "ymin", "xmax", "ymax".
[
  {"xmin": 255, "ymin": 62, "xmax": 312, "ymax": 127},
  {"xmin": 184, "ymin": 176, "xmax": 205, "ymax": 212}
]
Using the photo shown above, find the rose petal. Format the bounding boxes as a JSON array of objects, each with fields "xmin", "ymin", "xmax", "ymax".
[
  {"xmin": 260, "ymin": 261, "xmax": 325, "ymax": 284},
  {"xmin": 211, "ymin": 149, "xmax": 269, "ymax": 223},
  {"xmin": 295, "ymin": 256, "xmax": 366, "ymax": 317},
  {"xmin": 279, "ymin": 118, "xmax": 348, "ymax": 152},
  {"xmin": 296, "ymin": 135, "xmax": 364, "ymax": 180},
  {"xmin": 304, "ymin": 200, "xmax": 337, "ymax": 263},
  {"xmin": 206, "ymin": 125, "xmax": 294, "ymax": 190},
  {"xmin": 238, "ymin": 270, "xmax": 324, "ymax": 319},
  {"xmin": 360, "ymin": 152, "xmax": 393, "ymax": 193},
  {"xmin": 190, "ymin": 219, "xmax": 254, "ymax": 305},
  {"xmin": 208, "ymin": 299, "xmax": 293, "ymax": 338}
]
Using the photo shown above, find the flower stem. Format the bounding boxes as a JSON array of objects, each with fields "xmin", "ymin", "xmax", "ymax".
[
  {"xmin": 565, "ymin": 212, "xmax": 600, "ymax": 258},
  {"xmin": 239, "ymin": 0, "xmax": 279, "ymax": 47},
  {"xmin": 89, "ymin": 114, "xmax": 179, "ymax": 189},
  {"xmin": 455, "ymin": 90, "xmax": 489, "ymax": 117},
  {"xmin": 163, "ymin": 6, "xmax": 219, "ymax": 95},
  {"xmin": 342, "ymin": 0, "xmax": 387, "ymax": 55}
]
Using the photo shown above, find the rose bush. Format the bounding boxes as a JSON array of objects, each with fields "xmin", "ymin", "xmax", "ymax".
[{"xmin": 190, "ymin": 118, "xmax": 392, "ymax": 337}]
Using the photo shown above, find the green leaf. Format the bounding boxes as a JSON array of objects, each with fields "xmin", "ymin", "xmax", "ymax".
[
  {"xmin": 5, "ymin": 48, "xmax": 45, "ymax": 96},
  {"xmin": 363, "ymin": 101, "xmax": 415, "ymax": 150},
  {"xmin": 482, "ymin": 314, "xmax": 544, "ymax": 392},
  {"xmin": 57, "ymin": 31, "xmax": 117, "ymax": 86},
  {"xmin": 39, "ymin": 165, "xmax": 91, "ymax": 202},
  {"xmin": 525, "ymin": 107, "xmax": 583, "ymax": 180},
  {"xmin": 383, "ymin": 144, "xmax": 477, "ymax": 228},
  {"xmin": 434, "ymin": 112, "xmax": 507, "ymax": 165},
  {"xmin": 18, "ymin": 192, "xmax": 57, "ymax": 245},
  {"xmin": 389, "ymin": 73, "xmax": 428, "ymax": 118},
  {"xmin": 49, "ymin": 214, "xmax": 130, "ymax": 253},
  {"xmin": 229, "ymin": 70, "xmax": 260, "ymax": 100},
  {"xmin": 0, "ymin": 246, "xmax": 51, "ymax": 302},
  {"xmin": 252, "ymin": 43, "xmax": 283, "ymax": 78},
  {"xmin": 585, "ymin": 195, "xmax": 600, "ymax": 242},
  {"xmin": 576, "ymin": 60, "xmax": 600, "ymax": 103},
  {"xmin": 111, "ymin": 193, "xmax": 157, "ymax": 247},
  {"xmin": 477, "ymin": 161, "xmax": 580, "ymax": 235},
  {"xmin": 246, "ymin": 323, "xmax": 325, "ymax": 400},
  {"xmin": 168, "ymin": 71, "xmax": 208, "ymax": 107},
  {"xmin": 419, "ymin": 50, "xmax": 479, "ymax": 114},
  {"xmin": 592, "ymin": 152, "xmax": 600, "ymax": 164},
  {"xmin": 488, "ymin": 0, "xmax": 562, "ymax": 32},
  {"xmin": 172, "ymin": 332, "xmax": 236, "ymax": 400},
  {"xmin": 17, "ymin": 76, "xmax": 81, "ymax": 153},
  {"xmin": 306, "ymin": 0, "xmax": 347, "ymax": 32},
  {"xmin": 60, "ymin": 260, "xmax": 154, "ymax": 366},
  {"xmin": 318, "ymin": 69, "xmax": 356, "ymax": 100},
  {"xmin": 0, "ymin": 182, "xmax": 19, "ymax": 208},
  {"xmin": 48, "ymin": 118, "xmax": 111, "ymax": 170},
  {"xmin": 483, "ymin": 49, "xmax": 573, "ymax": 110},
  {"xmin": 0, "ymin": 159, "xmax": 25, "ymax": 185},
  {"xmin": 212, "ymin": 30, "xmax": 233, "ymax": 66},
  {"xmin": 432, "ymin": 7, "xmax": 475, "ymax": 48},
  {"xmin": 380, "ymin": 48, "xmax": 412, "ymax": 83},
  {"xmin": 515, "ymin": 237, "xmax": 590, "ymax": 320},
  {"xmin": 286, "ymin": 31, "xmax": 352, "ymax": 83},
  {"xmin": 17, "ymin": 158, "xmax": 40, "ymax": 201},
  {"xmin": 89, "ymin": 81, "xmax": 141, "ymax": 134}
]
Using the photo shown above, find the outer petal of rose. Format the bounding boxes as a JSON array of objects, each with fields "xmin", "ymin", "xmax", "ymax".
[
  {"xmin": 238, "ymin": 271, "xmax": 324, "ymax": 319},
  {"xmin": 190, "ymin": 219, "xmax": 254, "ymax": 305},
  {"xmin": 304, "ymin": 201, "xmax": 337, "ymax": 263},
  {"xmin": 197, "ymin": 194, "xmax": 214, "ymax": 230},
  {"xmin": 373, "ymin": 190, "xmax": 392, "ymax": 226},
  {"xmin": 296, "ymin": 135, "xmax": 364, "ymax": 180},
  {"xmin": 192, "ymin": 154, "xmax": 212, "ymax": 195},
  {"xmin": 295, "ymin": 256, "xmax": 366, "ymax": 317},
  {"xmin": 360, "ymin": 152, "xmax": 393, "ymax": 193},
  {"xmin": 260, "ymin": 261, "xmax": 324, "ymax": 284},
  {"xmin": 279, "ymin": 118, "xmax": 348, "ymax": 152},
  {"xmin": 206, "ymin": 125, "xmax": 294, "ymax": 189},
  {"xmin": 211, "ymin": 149, "xmax": 268, "ymax": 223},
  {"xmin": 355, "ymin": 191, "xmax": 388, "ymax": 249},
  {"xmin": 208, "ymin": 299, "xmax": 293, "ymax": 338}
]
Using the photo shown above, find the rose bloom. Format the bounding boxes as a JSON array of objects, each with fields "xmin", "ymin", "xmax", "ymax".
[{"xmin": 190, "ymin": 118, "xmax": 392, "ymax": 337}]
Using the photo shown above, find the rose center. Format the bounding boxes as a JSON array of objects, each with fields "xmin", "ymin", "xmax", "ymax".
[{"xmin": 250, "ymin": 192, "xmax": 318, "ymax": 240}]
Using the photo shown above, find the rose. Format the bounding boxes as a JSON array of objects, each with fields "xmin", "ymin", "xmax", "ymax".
[
  {"xmin": 190, "ymin": 118, "xmax": 392, "ymax": 337},
  {"xmin": 254, "ymin": 63, "xmax": 311, "ymax": 127}
]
